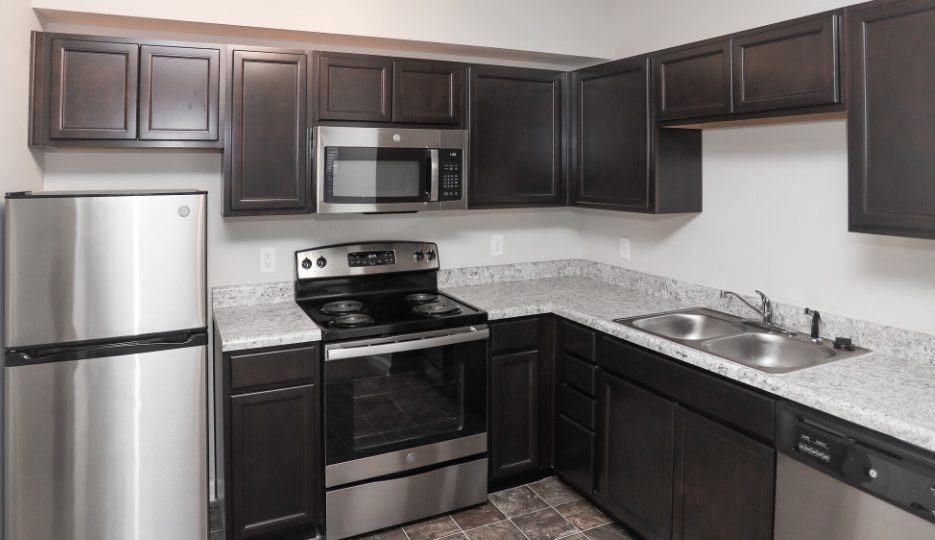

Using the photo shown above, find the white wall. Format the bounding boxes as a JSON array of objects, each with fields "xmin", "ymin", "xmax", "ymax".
[
  {"xmin": 42, "ymin": 151, "xmax": 582, "ymax": 287},
  {"xmin": 34, "ymin": 0, "xmax": 617, "ymax": 60}
]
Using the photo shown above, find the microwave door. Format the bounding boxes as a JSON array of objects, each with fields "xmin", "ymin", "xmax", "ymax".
[{"xmin": 321, "ymin": 147, "xmax": 434, "ymax": 213}]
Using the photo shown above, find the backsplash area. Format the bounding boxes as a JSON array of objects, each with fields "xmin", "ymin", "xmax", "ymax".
[{"xmin": 439, "ymin": 259, "xmax": 935, "ymax": 364}]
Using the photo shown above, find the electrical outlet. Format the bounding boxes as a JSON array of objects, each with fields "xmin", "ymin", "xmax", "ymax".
[
  {"xmin": 619, "ymin": 237, "xmax": 631, "ymax": 260},
  {"xmin": 260, "ymin": 247, "xmax": 276, "ymax": 273},
  {"xmin": 490, "ymin": 234, "xmax": 504, "ymax": 256}
]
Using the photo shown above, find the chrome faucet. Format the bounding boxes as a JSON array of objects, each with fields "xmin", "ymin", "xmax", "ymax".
[{"xmin": 719, "ymin": 289, "xmax": 796, "ymax": 336}]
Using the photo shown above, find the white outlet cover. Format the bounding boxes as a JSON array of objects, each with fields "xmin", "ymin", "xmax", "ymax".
[
  {"xmin": 491, "ymin": 234, "xmax": 504, "ymax": 256},
  {"xmin": 260, "ymin": 247, "xmax": 276, "ymax": 273},
  {"xmin": 619, "ymin": 237, "xmax": 631, "ymax": 260}
]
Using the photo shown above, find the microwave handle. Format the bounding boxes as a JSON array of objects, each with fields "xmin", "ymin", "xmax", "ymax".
[{"xmin": 429, "ymin": 149, "xmax": 439, "ymax": 202}]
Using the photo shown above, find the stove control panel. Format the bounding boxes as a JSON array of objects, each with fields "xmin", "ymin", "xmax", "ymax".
[{"xmin": 296, "ymin": 241, "xmax": 439, "ymax": 280}]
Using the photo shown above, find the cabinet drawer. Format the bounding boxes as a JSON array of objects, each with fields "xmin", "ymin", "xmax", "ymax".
[
  {"xmin": 560, "ymin": 384, "xmax": 597, "ymax": 431},
  {"xmin": 556, "ymin": 414, "xmax": 595, "ymax": 495},
  {"xmin": 562, "ymin": 352, "xmax": 597, "ymax": 396},
  {"xmin": 490, "ymin": 318, "xmax": 539, "ymax": 353},
  {"xmin": 560, "ymin": 320, "xmax": 596, "ymax": 362},
  {"xmin": 598, "ymin": 336, "xmax": 775, "ymax": 441},
  {"xmin": 230, "ymin": 345, "xmax": 317, "ymax": 392}
]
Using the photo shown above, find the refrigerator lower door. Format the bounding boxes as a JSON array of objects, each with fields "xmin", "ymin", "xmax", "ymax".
[
  {"xmin": 4, "ymin": 344, "xmax": 208, "ymax": 540},
  {"xmin": 4, "ymin": 192, "xmax": 206, "ymax": 349}
]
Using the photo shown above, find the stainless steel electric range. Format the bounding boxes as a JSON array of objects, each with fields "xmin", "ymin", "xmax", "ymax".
[{"xmin": 294, "ymin": 241, "xmax": 489, "ymax": 540}]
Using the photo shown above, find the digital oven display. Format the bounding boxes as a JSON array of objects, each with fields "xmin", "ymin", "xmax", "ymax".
[{"xmin": 348, "ymin": 250, "xmax": 396, "ymax": 267}]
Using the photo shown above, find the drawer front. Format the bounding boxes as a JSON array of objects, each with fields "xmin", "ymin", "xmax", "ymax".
[
  {"xmin": 491, "ymin": 317, "xmax": 539, "ymax": 353},
  {"xmin": 562, "ymin": 352, "xmax": 597, "ymax": 396},
  {"xmin": 230, "ymin": 345, "xmax": 317, "ymax": 392},
  {"xmin": 560, "ymin": 320, "xmax": 596, "ymax": 362},
  {"xmin": 560, "ymin": 384, "xmax": 597, "ymax": 430},
  {"xmin": 556, "ymin": 414, "xmax": 596, "ymax": 495},
  {"xmin": 598, "ymin": 336, "xmax": 775, "ymax": 441}
]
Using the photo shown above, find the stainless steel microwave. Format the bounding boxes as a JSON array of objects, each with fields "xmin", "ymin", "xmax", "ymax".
[{"xmin": 314, "ymin": 126, "xmax": 468, "ymax": 213}]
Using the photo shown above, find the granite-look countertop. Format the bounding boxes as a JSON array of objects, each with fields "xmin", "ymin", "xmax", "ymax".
[
  {"xmin": 213, "ymin": 301, "xmax": 321, "ymax": 352},
  {"xmin": 443, "ymin": 276, "xmax": 935, "ymax": 453}
]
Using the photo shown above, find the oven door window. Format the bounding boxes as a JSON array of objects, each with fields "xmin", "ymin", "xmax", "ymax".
[
  {"xmin": 324, "ymin": 338, "xmax": 486, "ymax": 465},
  {"xmin": 324, "ymin": 147, "xmax": 432, "ymax": 204}
]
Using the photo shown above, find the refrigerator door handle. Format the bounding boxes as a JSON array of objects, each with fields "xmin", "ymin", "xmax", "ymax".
[{"xmin": 6, "ymin": 330, "xmax": 208, "ymax": 366}]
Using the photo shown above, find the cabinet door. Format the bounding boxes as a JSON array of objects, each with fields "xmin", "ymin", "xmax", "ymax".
[
  {"xmin": 572, "ymin": 57, "xmax": 651, "ymax": 210},
  {"xmin": 228, "ymin": 49, "xmax": 309, "ymax": 214},
  {"xmin": 139, "ymin": 45, "xmax": 220, "ymax": 141},
  {"xmin": 733, "ymin": 13, "xmax": 840, "ymax": 114},
  {"xmin": 49, "ymin": 38, "xmax": 138, "ymax": 140},
  {"xmin": 393, "ymin": 59, "xmax": 464, "ymax": 124},
  {"xmin": 672, "ymin": 407, "xmax": 774, "ymax": 540},
  {"xmin": 490, "ymin": 350, "xmax": 540, "ymax": 479},
  {"xmin": 596, "ymin": 372, "xmax": 675, "ymax": 540},
  {"xmin": 556, "ymin": 414, "xmax": 596, "ymax": 495},
  {"xmin": 654, "ymin": 40, "xmax": 732, "ymax": 120},
  {"xmin": 469, "ymin": 66, "xmax": 563, "ymax": 207},
  {"xmin": 231, "ymin": 384, "xmax": 318, "ymax": 539},
  {"xmin": 848, "ymin": 0, "xmax": 935, "ymax": 239},
  {"xmin": 317, "ymin": 53, "xmax": 392, "ymax": 122}
]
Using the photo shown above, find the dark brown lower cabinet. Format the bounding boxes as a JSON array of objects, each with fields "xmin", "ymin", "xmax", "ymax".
[
  {"xmin": 556, "ymin": 414, "xmax": 596, "ymax": 495},
  {"xmin": 595, "ymin": 371, "xmax": 675, "ymax": 540},
  {"xmin": 672, "ymin": 407, "xmax": 774, "ymax": 540},
  {"xmin": 490, "ymin": 349, "xmax": 540, "ymax": 478},
  {"xmin": 231, "ymin": 385, "xmax": 318, "ymax": 538}
]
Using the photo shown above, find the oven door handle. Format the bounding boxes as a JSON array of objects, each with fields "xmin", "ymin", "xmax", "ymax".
[{"xmin": 325, "ymin": 327, "xmax": 489, "ymax": 361}]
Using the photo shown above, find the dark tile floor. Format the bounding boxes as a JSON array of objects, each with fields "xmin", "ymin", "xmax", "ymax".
[{"xmin": 353, "ymin": 477, "xmax": 636, "ymax": 540}]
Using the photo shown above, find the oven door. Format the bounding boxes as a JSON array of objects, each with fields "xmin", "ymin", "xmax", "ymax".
[
  {"xmin": 320, "ymin": 146, "xmax": 437, "ymax": 213},
  {"xmin": 323, "ymin": 326, "xmax": 488, "ymax": 487}
]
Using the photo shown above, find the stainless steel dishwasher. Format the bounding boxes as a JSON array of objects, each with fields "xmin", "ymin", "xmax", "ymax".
[{"xmin": 774, "ymin": 401, "xmax": 935, "ymax": 539}]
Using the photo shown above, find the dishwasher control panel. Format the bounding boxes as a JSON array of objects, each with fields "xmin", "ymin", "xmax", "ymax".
[{"xmin": 777, "ymin": 401, "xmax": 935, "ymax": 525}]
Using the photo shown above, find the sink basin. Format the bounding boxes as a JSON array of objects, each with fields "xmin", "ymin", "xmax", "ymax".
[
  {"xmin": 630, "ymin": 312, "xmax": 743, "ymax": 341},
  {"xmin": 701, "ymin": 332, "xmax": 835, "ymax": 374}
]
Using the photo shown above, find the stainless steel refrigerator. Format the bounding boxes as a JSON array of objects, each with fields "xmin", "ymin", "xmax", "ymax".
[{"xmin": 3, "ymin": 190, "xmax": 208, "ymax": 540}]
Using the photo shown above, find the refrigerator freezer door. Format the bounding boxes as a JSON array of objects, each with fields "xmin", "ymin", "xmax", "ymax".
[
  {"xmin": 4, "ymin": 192, "xmax": 206, "ymax": 349},
  {"xmin": 4, "ymin": 344, "xmax": 208, "ymax": 540}
]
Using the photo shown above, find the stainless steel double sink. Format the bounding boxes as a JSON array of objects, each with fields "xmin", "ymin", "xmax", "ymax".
[{"xmin": 615, "ymin": 307, "xmax": 870, "ymax": 374}]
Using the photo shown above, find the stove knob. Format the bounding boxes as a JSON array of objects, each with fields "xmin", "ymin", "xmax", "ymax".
[
  {"xmin": 413, "ymin": 250, "xmax": 425, "ymax": 262},
  {"xmin": 425, "ymin": 249, "xmax": 436, "ymax": 261},
  {"xmin": 316, "ymin": 256, "xmax": 327, "ymax": 268},
  {"xmin": 301, "ymin": 257, "xmax": 313, "ymax": 270}
]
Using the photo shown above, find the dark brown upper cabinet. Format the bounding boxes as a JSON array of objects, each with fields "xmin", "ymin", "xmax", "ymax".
[
  {"xmin": 732, "ymin": 12, "xmax": 841, "ymax": 114},
  {"xmin": 571, "ymin": 56, "xmax": 702, "ymax": 213},
  {"xmin": 393, "ymin": 59, "xmax": 464, "ymax": 125},
  {"xmin": 139, "ymin": 45, "xmax": 220, "ymax": 141},
  {"xmin": 30, "ymin": 32, "xmax": 223, "ymax": 148},
  {"xmin": 226, "ymin": 47, "xmax": 310, "ymax": 215},
  {"xmin": 847, "ymin": 0, "xmax": 935, "ymax": 240},
  {"xmin": 469, "ymin": 66, "xmax": 564, "ymax": 208},
  {"xmin": 316, "ymin": 52, "xmax": 393, "ymax": 122},
  {"xmin": 654, "ymin": 40, "xmax": 732, "ymax": 121},
  {"xmin": 48, "ymin": 37, "xmax": 139, "ymax": 140}
]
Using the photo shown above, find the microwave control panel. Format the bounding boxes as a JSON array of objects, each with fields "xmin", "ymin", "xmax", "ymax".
[{"xmin": 439, "ymin": 149, "xmax": 463, "ymax": 201}]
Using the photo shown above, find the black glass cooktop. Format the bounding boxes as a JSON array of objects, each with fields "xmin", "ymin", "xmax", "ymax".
[{"xmin": 297, "ymin": 290, "xmax": 486, "ymax": 342}]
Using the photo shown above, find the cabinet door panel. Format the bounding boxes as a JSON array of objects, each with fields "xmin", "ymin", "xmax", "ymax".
[
  {"xmin": 317, "ymin": 54, "xmax": 392, "ymax": 122},
  {"xmin": 573, "ymin": 57, "xmax": 651, "ymax": 210},
  {"xmin": 848, "ymin": 0, "xmax": 935, "ymax": 239},
  {"xmin": 231, "ymin": 384, "xmax": 317, "ymax": 539},
  {"xmin": 470, "ymin": 66, "xmax": 563, "ymax": 207},
  {"xmin": 140, "ymin": 45, "xmax": 220, "ymax": 141},
  {"xmin": 394, "ymin": 60, "xmax": 464, "ymax": 124},
  {"xmin": 490, "ymin": 350, "xmax": 540, "ymax": 479},
  {"xmin": 673, "ymin": 407, "xmax": 774, "ymax": 540},
  {"xmin": 655, "ymin": 40, "xmax": 732, "ymax": 120},
  {"xmin": 49, "ymin": 38, "xmax": 138, "ymax": 140},
  {"xmin": 597, "ymin": 372, "xmax": 674, "ymax": 540},
  {"xmin": 228, "ymin": 49, "xmax": 309, "ymax": 214},
  {"xmin": 556, "ymin": 414, "xmax": 595, "ymax": 495},
  {"xmin": 733, "ymin": 13, "xmax": 840, "ymax": 113}
]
